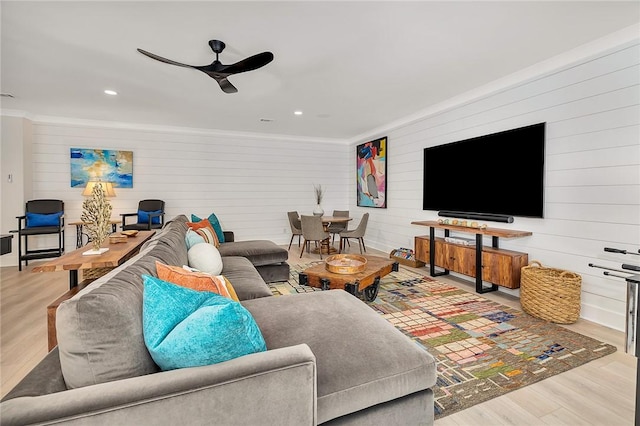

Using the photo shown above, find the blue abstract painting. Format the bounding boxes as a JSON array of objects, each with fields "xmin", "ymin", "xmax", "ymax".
[{"xmin": 70, "ymin": 148, "xmax": 133, "ymax": 188}]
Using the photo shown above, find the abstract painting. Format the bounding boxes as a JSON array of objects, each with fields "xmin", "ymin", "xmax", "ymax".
[
  {"xmin": 70, "ymin": 148, "xmax": 133, "ymax": 188},
  {"xmin": 357, "ymin": 136, "xmax": 387, "ymax": 208}
]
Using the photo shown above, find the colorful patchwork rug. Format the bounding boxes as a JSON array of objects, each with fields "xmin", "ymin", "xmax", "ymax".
[{"xmin": 272, "ymin": 262, "xmax": 617, "ymax": 419}]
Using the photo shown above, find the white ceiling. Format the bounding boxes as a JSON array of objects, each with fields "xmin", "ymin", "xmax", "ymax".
[{"xmin": 1, "ymin": 1, "xmax": 639, "ymax": 141}]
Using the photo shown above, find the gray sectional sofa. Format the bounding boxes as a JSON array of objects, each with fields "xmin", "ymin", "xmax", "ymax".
[{"xmin": 1, "ymin": 215, "xmax": 436, "ymax": 425}]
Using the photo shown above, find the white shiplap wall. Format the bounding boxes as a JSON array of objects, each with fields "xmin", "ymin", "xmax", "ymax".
[
  {"xmin": 4, "ymin": 35, "xmax": 638, "ymax": 332},
  {"xmin": 26, "ymin": 124, "xmax": 350, "ymax": 250},
  {"xmin": 352, "ymin": 40, "xmax": 640, "ymax": 331}
]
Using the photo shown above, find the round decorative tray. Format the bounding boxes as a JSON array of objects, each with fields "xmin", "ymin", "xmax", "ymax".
[{"xmin": 325, "ymin": 254, "xmax": 367, "ymax": 274}]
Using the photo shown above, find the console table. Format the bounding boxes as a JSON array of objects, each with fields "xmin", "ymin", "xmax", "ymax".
[
  {"xmin": 33, "ymin": 231, "xmax": 155, "ymax": 349},
  {"xmin": 69, "ymin": 219, "xmax": 120, "ymax": 249},
  {"xmin": 412, "ymin": 221, "xmax": 532, "ymax": 293},
  {"xmin": 32, "ymin": 230, "xmax": 155, "ymax": 290}
]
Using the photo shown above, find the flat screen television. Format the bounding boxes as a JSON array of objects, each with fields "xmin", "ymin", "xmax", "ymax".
[{"xmin": 423, "ymin": 122, "xmax": 545, "ymax": 219}]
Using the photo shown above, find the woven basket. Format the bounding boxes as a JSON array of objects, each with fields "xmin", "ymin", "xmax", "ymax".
[{"xmin": 520, "ymin": 260, "xmax": 582, "ymax": 324}]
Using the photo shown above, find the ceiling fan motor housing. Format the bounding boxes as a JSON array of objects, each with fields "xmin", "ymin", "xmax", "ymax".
[{"xmin": 209, "ymin": 40, "xmax": 226, "ymax": 54}]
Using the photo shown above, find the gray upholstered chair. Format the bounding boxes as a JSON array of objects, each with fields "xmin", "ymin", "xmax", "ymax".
[
  {"xmin": 121, "ymin": 199, "xmax": 165, "ymax": 231},
  {"xmin": 287, "ymin": 211, "xmax": 303, "ymax": 251},
  {"xmin": 327, "ymin": 210, "xmax": 349, "ymax": 246},
  {"xmin": 16, "ymin": 199, "xmax": 65, "ymax": 271},
  {"xmin": 339, "ymin": 213, "xmax": 369, "ymax": 254},
  {"xmin": 299, "ymin": 215, "xmax": 330, "ymax": 259}
]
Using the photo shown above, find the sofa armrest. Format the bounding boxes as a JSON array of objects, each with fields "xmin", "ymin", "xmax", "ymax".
[
  {"xmin": 0, "ymin": 345, "xmax": 316, "ymax": 426},
  {"xmin": 223, "ymin": 231, "xmax": 234, "ymax": 242}
]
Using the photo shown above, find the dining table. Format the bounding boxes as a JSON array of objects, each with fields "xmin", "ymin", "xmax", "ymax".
[{"xmin": 317, "ymin": 215, "xmax": 352, "ymax": 254}]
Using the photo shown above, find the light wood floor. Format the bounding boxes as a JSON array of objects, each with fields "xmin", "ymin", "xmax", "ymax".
[{"xmin": 1, "ymin": 243, "xmax": 637, "ymax": 425}]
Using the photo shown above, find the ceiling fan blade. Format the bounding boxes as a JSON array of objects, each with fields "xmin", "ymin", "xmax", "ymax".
[
  {"xmin": 224, "ymin": 52, "xmax": 274, "ymax": 75},
  {"xmin": 137, "ymin": 48, "xmax": 195, "ymax": 69},
  {"xmin": 216, "ymin": 77, "xmax": 238, "ymax": 94}
]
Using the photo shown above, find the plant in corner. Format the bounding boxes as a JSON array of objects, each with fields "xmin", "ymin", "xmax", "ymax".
[
  {"xmin": 313, "ymin": 184, "xmax": 325, "ymax": 216},
  {"xmin": 81, "ymin": 182, "xmax": 113, "ymax": 253}
]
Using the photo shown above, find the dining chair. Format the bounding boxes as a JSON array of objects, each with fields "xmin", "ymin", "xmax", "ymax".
[
  {"xmin": 327, "ymin": 210, "xmax": 349, "ymax": 246},
  {"xmin": 300, "ymin": 215, "xmax": 331, "ymax": 259},
  {"xmin": 287, "ymin": 211, "xmax": 303, "ymax": 251},
  {"xmin": 339, "ymin": 213, "xmax": 369, "ymax": 254}
]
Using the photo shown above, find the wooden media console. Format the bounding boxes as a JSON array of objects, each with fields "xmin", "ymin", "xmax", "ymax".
[{"xmin": 411, "ymin": 220, "xmax": 532, "ymax": 293}]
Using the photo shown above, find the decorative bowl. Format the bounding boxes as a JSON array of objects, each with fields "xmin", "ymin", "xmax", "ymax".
[
  {"xmin": 325, "ymin": 254, "xmax": 367, "ymax": 274},
  {"xmin": 121, "ymin": 230, "xmax": 139, "ymax": 237}
]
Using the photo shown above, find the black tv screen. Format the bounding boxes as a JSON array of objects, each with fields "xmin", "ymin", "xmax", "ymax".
[{"xmin": 423, "ymin": 122, "xmax": 545, "ymax": 218}]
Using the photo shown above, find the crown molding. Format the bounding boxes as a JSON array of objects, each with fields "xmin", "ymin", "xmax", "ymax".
[{"xmin": 0, "ymin": 111, "xmax": 348, "ymax": 145}]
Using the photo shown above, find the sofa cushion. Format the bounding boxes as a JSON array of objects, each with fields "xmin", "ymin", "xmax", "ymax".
[
  {"xmin": 188, "ymin": 243, "xmax": 223, "ymax": 275},
  {"xmin": 138, "ymin": 209, "xmax": 162, "ymax": 225},
  {"xmin": 191, "ymin": 213, "xmax": 225, "ymax": 243},
  {"xmin": 26, "ymin": 211, "xmax": 63, "ymax": 227},
  {"xmin": 142, "ymin": 275, "xmax": 266, "ymax": 371},
  {"xmin": 218, "ymin": 240, "xmax": 288, "ymax": 267},
  {"xmin": 185, "ymin": 228, "xmax": 205, "ymax": 249},
  {"xmin": 156, "ymin": 261, "xmax": 238, "ymax": 301},
  {"xmin": 242, "ymin": 290, "xmax": 437, "ymax": 424},
  {"xmin": 56, "ymin": 218, "xmax": 190, "ymax": 389},
  {"xmin": 186, "ymin": 218, "xmax": 220, "ymax": 247},
  {"xmin": 221, "ymin": 256, "xmax": 272, "ymax": 300}
]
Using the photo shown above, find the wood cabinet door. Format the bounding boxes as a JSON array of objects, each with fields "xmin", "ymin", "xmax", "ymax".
[
  {"xmin": 433, "ymin": 240, "xmax": 450, "ymax": 269},
  {"xmin": 448, "ymin": 244, "xmax": 476, "ymax": 276},
  {"xmin": 481, "ymin": 250, "xmax": 527, "ymax": 288},
  {"xmin": 414, "ymin": 237, "xmax": 430, "ymax": 263}
]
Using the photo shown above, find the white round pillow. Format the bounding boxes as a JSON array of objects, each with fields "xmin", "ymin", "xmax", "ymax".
[{"xmin": 187, "ymin": 242, "xmax": 223, "ymax": 275}]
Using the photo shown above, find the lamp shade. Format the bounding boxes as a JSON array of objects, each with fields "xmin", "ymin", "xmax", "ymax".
[{"xmin": 82, "ymin": 181, "xmax": 116, "ymax": 197}]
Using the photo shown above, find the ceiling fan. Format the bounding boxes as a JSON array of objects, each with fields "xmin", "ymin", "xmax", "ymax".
[{"xmin": 137, "ymin": 40, "xmax": 273, "ymax": 94}]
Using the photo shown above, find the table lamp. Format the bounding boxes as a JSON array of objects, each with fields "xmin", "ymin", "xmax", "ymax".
[{"xmin": 82, "ymin": 180, "xmax": 116, "ymax": 197}]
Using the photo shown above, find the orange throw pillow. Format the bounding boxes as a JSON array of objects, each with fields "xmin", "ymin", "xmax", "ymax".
[
  {"xmin": 186, "ymin": 218, "xmax": 220, "ymax": 247},
  {"xmin": 155, "ymin": 261, "xmax": 233, "ymax": 299}
]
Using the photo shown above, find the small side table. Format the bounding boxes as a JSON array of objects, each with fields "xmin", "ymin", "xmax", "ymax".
[
  {"xmin": 1, "ymin": 234, "xmax": 13, "ymax": 255},
  {"xmin": 69, "ymin": 220, "xmax": 120, "ymax": 249}
]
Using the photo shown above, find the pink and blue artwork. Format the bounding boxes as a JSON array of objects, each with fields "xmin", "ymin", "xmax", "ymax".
[{"xmin": 357, "ymin": 137, "xmax": 387, "ymax": 208}]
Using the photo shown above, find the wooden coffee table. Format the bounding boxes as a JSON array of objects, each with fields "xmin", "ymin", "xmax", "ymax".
[{"xmin": 299, "ymin": 255, "xmax": 398, "ymax": 302}]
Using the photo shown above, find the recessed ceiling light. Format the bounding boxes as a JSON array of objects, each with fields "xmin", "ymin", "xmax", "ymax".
[
  {"xmin": 294, "ymin": 111, "xmax": 303, "ymax": 116},
  {"xmin": 104, "ymin": 89, "xmax": 118, "ymax": 96}
]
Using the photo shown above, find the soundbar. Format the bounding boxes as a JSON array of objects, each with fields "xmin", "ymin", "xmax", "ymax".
[{"xmin": 438, "ymin": 211, "xmax": 514, "ymax": 223}]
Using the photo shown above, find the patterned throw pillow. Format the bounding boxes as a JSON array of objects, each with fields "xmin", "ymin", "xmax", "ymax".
[
  {"xmin": 186, "ymin": 218, "xmax": 220, "ymax": 247},
  {"xmin": 191, "ymin": 213, "xmax": 225, "ymax": 243},
  {"xmin": 155, "ymin": 261, "xmax": 236, "ymax": 300},
  {"xmin": 142, "ymin": 275, "xmax": 266, "ymax": 371}
]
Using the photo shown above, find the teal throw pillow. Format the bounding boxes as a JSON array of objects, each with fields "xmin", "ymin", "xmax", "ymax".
[
  {"xmin": 142, "ymin": 275, "xmax": 266, "ymax": 371},
  {"xmin": 138, "ymin": 209, "xmax": 162, "ymax": 225},
  {"xmin": 191, "ymin": 213, "xmax": 225, "ymax": 243},
  {"xmin": 185, "ymin": 229, "xmax": 206, "ymax": 249},
  {"xmin": 26, "ymin": 211, "xmax": 63, "ymax": 227}
]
